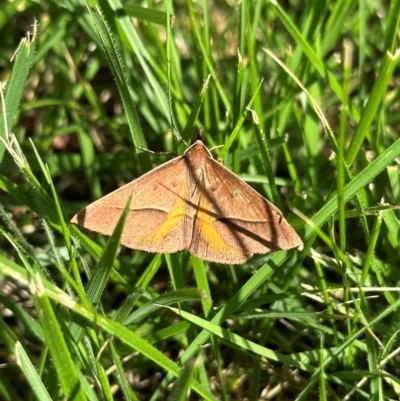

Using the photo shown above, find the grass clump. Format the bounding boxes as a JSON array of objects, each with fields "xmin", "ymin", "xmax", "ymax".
[{"xmin": 0, "ymin": 1, "xmax": 400, "ymax": 400}]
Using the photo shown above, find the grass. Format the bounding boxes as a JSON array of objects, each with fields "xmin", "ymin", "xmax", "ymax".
[{"xmin": 1, "ymin": 0, "xmax": 400, "ymax": 400}]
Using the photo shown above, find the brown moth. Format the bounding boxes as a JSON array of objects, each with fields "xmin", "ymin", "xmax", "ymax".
[{"xmin": 71, "ymin": 139, "xmax": 302, "ymax": 264}]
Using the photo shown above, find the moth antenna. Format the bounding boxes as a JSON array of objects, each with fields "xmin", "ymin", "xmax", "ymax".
[
  {"xmin": 135, "ymin": 146, "xmax": 177, "ymax": 157},
  {"xmin": 175, "ymin": 129, "xmax": 188, "ymax": 147},
  {"xmin": 209, "ymin": 145, "xmax": 223, "ymax": 152},
  {"xmin": 197, "ymin": 128, "xmax": 223, "ymax": 154}
]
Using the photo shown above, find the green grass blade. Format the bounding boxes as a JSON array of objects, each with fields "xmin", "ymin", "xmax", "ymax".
[
  {"xmin": 28, "ymin": 272, "xmax": 87, "ymax": 400},
  {"xmin": 0, "ymin": 23, "xmax": 37, "ymax": 161},
  {"xmin": 346, "ymin": 49, "xmax": 400, "ymax": 165},
  {"xmin": 86, "ymin": 4, "xmax": 152, "ymax": 169},
  {"xmin": 15, "ymin": 342, "xmax": 52, "ymax": 401},
  {"xmin": 123, "ymin": 5, "xmax": 168, "ymax": 26}
]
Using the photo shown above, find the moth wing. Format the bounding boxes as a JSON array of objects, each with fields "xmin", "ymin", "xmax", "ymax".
[
  {"xmin": 71, "ymin": 156, "xmax": 193, "ymax": 253},
  {"xmin": 189, "ymin": 158, "xmax": 302, "ymax": 264}
]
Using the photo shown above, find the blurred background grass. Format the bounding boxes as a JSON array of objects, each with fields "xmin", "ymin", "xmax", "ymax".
[{"xmin": 1, "ymin": 0, "xmax": 400, "ymax": 400}]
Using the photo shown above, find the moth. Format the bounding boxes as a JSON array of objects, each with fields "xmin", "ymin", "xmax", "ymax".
[{"xmin": 71, "ymin": 139, "xmax": 302, "ymax": 264}]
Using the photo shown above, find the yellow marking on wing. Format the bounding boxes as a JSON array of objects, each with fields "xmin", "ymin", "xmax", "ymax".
[
  {"xmin": 129, "ymin": 189, "xmax": 188, "ymax": 244},
  {"xmin": 195, "ymin": 197, "xmax": 243, "ymax": 257}
]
